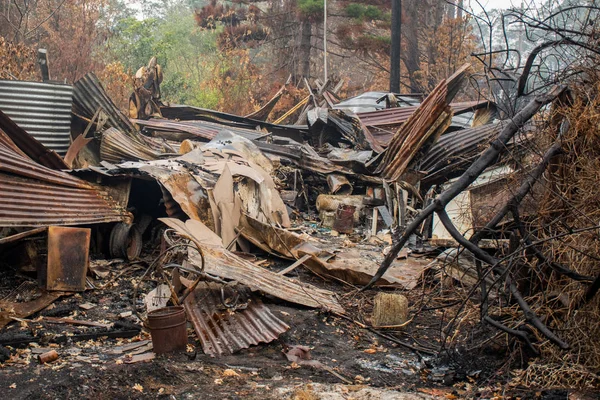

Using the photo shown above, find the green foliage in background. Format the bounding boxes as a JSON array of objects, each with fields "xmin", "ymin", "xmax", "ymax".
[
  {"xmin": 107, "ymin": 1, "xmax": 222, "ymax": 107},
  {"xmin": 297, "ymin": 0, "xmax": 324, "ymax": 18},
  {"xmin": 345, "ymin": 3, "xmax": 384, "ymax": 21}
]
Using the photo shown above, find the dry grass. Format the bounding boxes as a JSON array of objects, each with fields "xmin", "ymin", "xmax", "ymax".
[
  {"xmin": 421, "ymin": 69, "xmax": 600, "ymax": 390},
  {"xmin": 504, "ymin": 71, "xmax": 600, "ymax": 388}
]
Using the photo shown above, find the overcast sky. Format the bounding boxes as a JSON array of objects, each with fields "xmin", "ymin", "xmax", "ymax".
[
  {"xmin": 471, "ymin": 0, "xmax": 543, "ymax": 10},
  {"xmin": 482, "ymin": 0, "xmax": 521, "ymax": 8}
]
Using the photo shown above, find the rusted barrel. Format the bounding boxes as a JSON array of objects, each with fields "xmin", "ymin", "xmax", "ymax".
[
  {"xmin": 333, "ymin": 204, "xmax": 356, "ymax": 234},
  {"xmin": 146, "ymin": 306, "xmax": 187, "ymax": 354}
]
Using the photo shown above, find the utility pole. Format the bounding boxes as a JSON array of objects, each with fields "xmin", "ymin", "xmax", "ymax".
[
  {"xmin": 390, "ymin": 0, "xmax": 401, "ymax": 93},
  {"xmin": 324, "ymin": 0, "xmax": 328, "ymax": 83}
]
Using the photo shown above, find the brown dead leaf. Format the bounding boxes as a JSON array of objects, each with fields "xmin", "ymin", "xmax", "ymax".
[{"xmin": 223, "ymin": 369, "xmax": 239, "ymax": 377}]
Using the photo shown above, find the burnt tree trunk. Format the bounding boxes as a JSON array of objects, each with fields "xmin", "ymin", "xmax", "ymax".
[
  {"xmin": 402, "ymin": 2, "xmax": 420, "ymax": 92},
  {"xmin": 299, "ymin": 19, "xmax": 312, "ymax": 80},
  {"xmin": 390, "ymin": 0, "xmax": 402, "ymax": 93}
]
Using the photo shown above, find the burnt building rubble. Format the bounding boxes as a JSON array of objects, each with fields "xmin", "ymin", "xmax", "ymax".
[{"xmin": 0, "ymin": 60, "xmax": 595, "ymax": 393}]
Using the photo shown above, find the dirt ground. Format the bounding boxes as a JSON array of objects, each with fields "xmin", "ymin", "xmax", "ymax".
[{"xmin": 0, "ymin": 243, "xmax": 595, "ymax": 400}]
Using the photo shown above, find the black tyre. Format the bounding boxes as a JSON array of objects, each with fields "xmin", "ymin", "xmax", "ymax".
[{"xmin": 109, "ymin": 223, "xmax": 143, "ymax": 261}]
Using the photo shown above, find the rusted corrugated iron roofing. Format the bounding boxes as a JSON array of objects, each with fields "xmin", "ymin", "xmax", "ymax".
[
  {"xmin": 100, "ymin": 127, "xmax": 170, "ymax": 163},
  {"xmin": 160, "ymin": 218, "xmax": 345, "ymax": 314},
  {"xmin": 420, "ymin": 123, "xmax": 503, "ymax": 173},
  {"xmin": 356, "ymin": 100, "xmax": 492, "ymax": 128},
  {"xmin": 73, "ymin": 73, "xmax": 136, "ymax": 135},
  {"xmin": 132, "ymin": 118, "xmax": 263, "ymax": 142},
  {"xmin": 160, "ymin": 105, "xmax": 307, "ymax": 142},
  {"xmin": 0, "ymin": 109, "xmax": 67, "ymax": 169},
  {"xmin": 184, "ymin": 283, "xmax": 289, "ymax": 357},
  {"xmin": 0, "ymin": 133, "xmax": 130, "ymax": 227},
  {"xmin": 374, "ymin": 64, "xmax": 472, "ymax": 181},
  {"xmin": 419, "ymin": 122, "xmax": 532, "ymax": 187}
]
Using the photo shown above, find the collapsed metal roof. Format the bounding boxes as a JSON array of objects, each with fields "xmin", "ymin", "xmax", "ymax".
[
  {"xmin": 73, "ymin": 73, "xmax": 136, "ymax": 135},
  {"xmin": 184, "ymin": 283, "xmax": 289, "ymax": 356},
  {"xmin": 0, "ymin": 129, "xmax": 130, "ymax": 227}
]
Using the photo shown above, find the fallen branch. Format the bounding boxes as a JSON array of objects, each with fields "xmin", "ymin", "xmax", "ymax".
[
  {"xmin": 483, "ymin": 315, "xmax": 539, "ymax": 354},
  {"xmin": 436, "ymin": 210, "xmax": 569, "ymax": 349},
  {"xmin": 365, "ymin": 85, "xmax": 566, "ymax": 290},
  {"xmin": 469, "ymin": 139, "xmax": 564, "ymax": 245},
  {"xmin": 511, "ymin": 206, "xmax": 593, "ymax": 282}
]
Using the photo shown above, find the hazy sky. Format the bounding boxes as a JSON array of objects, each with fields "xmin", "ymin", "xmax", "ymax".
[
  {"xmin": 472, "ymin": 0, "xmax": 542, "ymax": 10},
  {"xmin": 483, "ymin": 0, "xmax": 521, "ymax": 8}
]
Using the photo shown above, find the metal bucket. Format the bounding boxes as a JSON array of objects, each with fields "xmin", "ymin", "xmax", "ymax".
[
  {"xmin": 146, "ymin": 306, "xmax": 188, "ymax": 354},
  {"xmin": 333, "ymin": 204, "xmax": 356, "ymax": 234}
]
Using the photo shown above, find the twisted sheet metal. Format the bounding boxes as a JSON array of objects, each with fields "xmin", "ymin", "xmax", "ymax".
[
  {"xmin": 356, "ymin": 100, "xmax": 491, "ymax": 128},
  {"xmin": 333, "ymin": 91, "xmax": 422, "ymax": 113},
  {"xmin": 0, "ymin": 80, "xmax": 73, "ymax": 155},
  {"xmin": 73, "ymin": 73, "xmax": 136, "ymax": 134},
  {"xmin": 254, "ymin": 140, "xmax": 356, "ymax": 176},
  {"xmin": 160, "ymin": 105, "xmax": 308, "ymax": 141},
  {"xmin": 375, "ymin": 65, "xmax": 471, "ymax": 181},
  {"xmin": 184, "ymin": 283, "xmax": 289, "ymax": 356},
  {"xmin": 420, "ymin": 123, "xmax": 503, "ymax": 173},
  {"xmin": 100, "ymin": 127, "xmax": 169, "ymax": 163},
  {"xmin": 0, "ymin": 109, "xmax": 67, "ymax": 169},
  {"xmin": 0, "ymin": 133, "xmax": 130, "ymax": 227},
  {"xmin": 132, "ymin": 118, "xmax": 263, "ymax": 141},
  {"xmin": 419, "ymin": 123, "xmax": 532, "ymax": 187},
  {"xmin": 160, "ymin": 218, "xmax": 345, "ymax": 314}
]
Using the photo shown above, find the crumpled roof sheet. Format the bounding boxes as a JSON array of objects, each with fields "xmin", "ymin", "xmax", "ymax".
[
  {"xmin": 100, "ymin": 127, "xmax": 170, "ymax": 163},
  {"xmin": 355, "ymin": 100, "xmax": 495, "ymax": 149},
  {"xmin": 132, "ymin": 118, "xmax": 263, "ymax": 142},
  {"xmin": 0, "ymin": 109, "xmax": 67, "ymax": 169},
  {"xmin": 333, "ymin": 91, "xmax": 422, "ymax": 113},
  {"xmin": 160, "ymin": 105, "xmax": 308, "ymax": 141},
  {"xmin": 0, "ymin": 130, "xmax": 130, "ymax": 227},
  {"xmin": 160, "ymin": 218, "xmax": 345, "ymax": 314},
  {"xmin": 419, "ymin": 122, "xmax": 531, "ymax": 187},
  {"xmin": 420, "ymin": 123, "xmax": 503, "ymax": 173},
  {"xmin": 254, "ymin": 140, "xmax": 355, "ymax": 175},
  {"xmin": 356, "ymin": 100, "xmax": 492, "ymax": 128},
  {"xmin": 374, "ymin": 65, "xmax": 471, "ymax": 181},
  {"xmin": 184, "ymin": 283, "xmax": 289, "ymax": 356},
  {"xmin": 73, "ymin": 73, "xmax": 136, "ymax": 134}
]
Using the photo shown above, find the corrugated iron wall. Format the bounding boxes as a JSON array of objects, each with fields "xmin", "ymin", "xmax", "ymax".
[{"xmin": 0, "ymin": 80, "xmax": 73, "ymax": 155}]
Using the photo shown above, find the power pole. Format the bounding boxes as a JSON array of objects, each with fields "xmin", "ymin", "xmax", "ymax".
[
  {"xmin": 390, "ymin": 0, "xmax": 401, "ymax": 93},
  {"xmin": 324, "ymin": 0, "xmax": 328, "ymax": 83}
]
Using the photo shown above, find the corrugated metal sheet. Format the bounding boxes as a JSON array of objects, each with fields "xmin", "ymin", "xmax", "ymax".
[
  {"xmin": 100, "ymin": 127, "xmax": 168, "ymax": 163},
  {"xmin": 419, "ymin": 123, "xmax": 531, "ymax": 187},
  {"xmin": 160, "ymin": 105, "xmax": 308, "ymax": 142},
  {"xmin": 0, "ymin": 132, "xmax": 130, "ymax": 227},
  {"xmin": 132, "ymin": 118, "xmax": 263, "ymax": 142},
  {"xmin": 0, "ymin": 111, "xmax": 68, "ymax": 169},
  {"xmin": 375, "ymin": 65, "xmax": 471, "ymax": 181},
  {"xmin": 420, "ymin": 123, "xmax": 502, "ymax": 173},
  {"xmin": 0, "ymin": 80, "xmax": 73, "ymax": 155},
  {"xmin": 0, "ymin": 109, "xmax": 67, "ymax": 169},
  {"xmin": 333, "ymin": 91, "xmax": 422, "ymax": 113},
  {"xmin": 73, "ymin": 73, "xmax": 136, "ymax": 134},
  {"xmin": 160, "ymin": 218, "xmax": 345, "ymax": 314},
  {"xmin": 356, "ymin": 100, "xmax": 490, "ymax": 128},
  {"xmin": 375, "ymin": 81, "xmax": 452, "ymax": 181},
  {"xmin": 253, "ymin": 140, "xmax": 356, "ymax": 175},
  {"xmin": 184, "ymin": 283, "xmax": 289, "ymax": 356}
]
